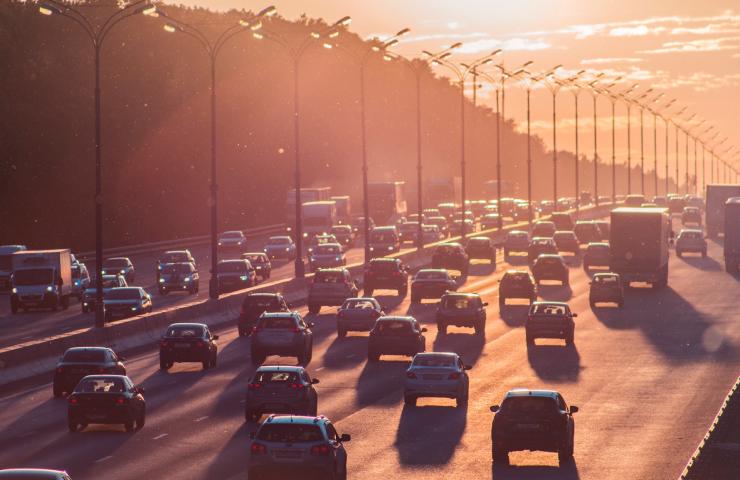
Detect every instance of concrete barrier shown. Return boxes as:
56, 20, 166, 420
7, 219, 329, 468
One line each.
0, 203, 616, 388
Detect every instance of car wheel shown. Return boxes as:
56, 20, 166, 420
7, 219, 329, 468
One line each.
702, 250, 707, 258
238, 328, 246, 337
125, 420, 135, 432
558, 444, 574, 465
589, 300, 596, 309
404, 395, 417, 407
565, 332, 574, 346
310, 401, 318, 417
202, 359, 210, 370
398, 287, 408, 297
337, 328, 347, 338
474, 323, 485, 336
211, 353, 217, 368
411, 295, 420, 304
159, 358, 170, 371
68, 419, 79, 433
526, 333, 535, 345
438, 323, 447, 335
498, 298, 505, 310
492, 447, 509, 465
456, 391, 468, 408
582, 262, 589, 271
159, 288, 167, 295
618, 299, 624, 308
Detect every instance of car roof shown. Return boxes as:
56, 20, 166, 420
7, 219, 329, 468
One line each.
414, 352, 458, 359
554, 230, 576, 236
593, 272, 620, 278
77, 374, 128, 381
373, 226, 396, 231
222, 230, 243, 235
369, 257, 398, 263
575, 220, 594, 225
163, 250, 189, 254
442, 292, 479, 298
0, 469, 68, 478
105, 256, 130, 261
377, 315, 415, 322
315, 268, 347, 273
679, 228, 703, 234
438, 242, 462, 247
531, 301, 569, 307
535, 220, 555, 225
65, 346, 111, 353
535, 254, 562, 260
218, 259, 246, 264
256, 365, 304, 373
504, 388, 560, 399
531, 237, 554, 242
167, 322, 208, 328
504, 269, 529, 275
268, 236, 292, 241
587, 242, 609, 248
260, 312, 298, 319
263, 414, 328, 426
244, 252, 267, 257
508, 230, 528, 235
314, 243, 343, 249
417, 268, 447, 273
247, 292, 281, 298
345, 297, 377, 302
109, 287, 141, 293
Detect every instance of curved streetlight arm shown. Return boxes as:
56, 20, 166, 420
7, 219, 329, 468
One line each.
42, 0, 96, 41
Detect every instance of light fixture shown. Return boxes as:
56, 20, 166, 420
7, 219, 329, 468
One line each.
163, 23, 177, 33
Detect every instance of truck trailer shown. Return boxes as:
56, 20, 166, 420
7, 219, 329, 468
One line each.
705, 184, 740, 238
724, 197, 740, 273
609, 207, 671, 288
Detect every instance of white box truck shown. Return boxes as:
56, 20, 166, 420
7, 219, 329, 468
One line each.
10, 249, 73, 313
302, 201, 338, 238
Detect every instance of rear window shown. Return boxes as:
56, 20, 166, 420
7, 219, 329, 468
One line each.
166, 326, 205, 337
530, 304, 567, 315
509, 232, 527, 240
314, 271, 344, 283
244, 297, 279, 309
413, 355, 455, 367
160, 252, 188, 263
342, 299, 377, 310
468, 238, 489, 245
532, 239, 552, 246
64, 350, 107, 363
415, 271, 446, 280
376, 320, 413, 335
502, 396, 559, 416
369, 260, 397, 271
105, 288, 140, 300
268, 237, 291, 245
219, 261, 247, 273
370, 231, 396, 243
443, 297, 473, 309
103, 258, 128, 268
74, 377, 125, 393
258, 317, 297, 329
680, 232, 701, 240
314, 245, 341, 255
221, 232, 243, 239
243, 254, 267, 264
162, 263, 193, 274
256, 424, 324, 443
594, 275, 619, 284
253, 371, 299, 383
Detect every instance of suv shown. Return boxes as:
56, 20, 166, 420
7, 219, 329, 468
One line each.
363, 258, 409, 297
244, 366, 320, 422
238, 292, 289, 337
427, 216, 450, 237
490, 389, 578, 466
308, 243, 346, 272
498, 270, 537, 309
156, 250, 195, 281
159, 323, 219, 370
531, 254, 569, 286
218, 230, 246, 251
480, 213, 501, 231
553, 231, 579, 256
330, 225, 355, 247
159, 262, 199, 295
525, 301, 576, 345
102, 257, 135, 283
551, 212, 574, 232
431, 243, 469, 275
248, 415, 350, 480
532, 221, 556, 239
503, 230, 530, 258
404, 352, 471, 407
589, 272, 624, 307
307, 268, 358, 314
436, 292, 488, 335
367, 316, 426, 361
676, 229, 707, 258
527, 237, 558, 264
242, 252, 272, 281
465, 237, 496, 265
583, 242, 610, 271
368, 226, 400, 258
399, 221, 420, 245
53, 347, 126, 397
411, 269, 457, 303
251, 312, 314, 365
573, 221, 601, 244
264, 236, 297, 261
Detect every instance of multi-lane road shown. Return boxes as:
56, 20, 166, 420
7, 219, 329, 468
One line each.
0, 218, 737, 479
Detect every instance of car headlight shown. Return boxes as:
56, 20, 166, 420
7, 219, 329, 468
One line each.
46, 285, 53, 292
131, 306, 139, 311
157, 265, 162, 270
12, 287, 17, 294
102, 270, 107, 275
74, 280, 81, 286
286, 227, 292, 232
184, 277, 191, 282
218, 242, 222, 246
369, 246, 375, 251
285, 247, 290, 252
303, 233, 308, 238
335, 256, 341, 261
388, 246, 393, 251
159, 278, 165, 283
120, 270, 126, 274
240, 275, 248, 281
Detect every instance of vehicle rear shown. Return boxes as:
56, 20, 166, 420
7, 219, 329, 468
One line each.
609, 208, 670, 286
526, 303, 573, 341
160, 324, 209, 363
249, 420, 336, 478
437, 294, 482, 329
368, 228, 400, 257
590, 274, 623, 304
363, 259, 405, 291
412, 270, 453, 300
55, 349, 118, 394
706, 185, 740, 237
493, 395, 565, 452
239, 295, 285, 335
337, 298, 381, 332
369, 318, 422, 357
404, 353, 464, 399
500, 272, 535, 300
246, 370, 312, 416
308, 270, 354, 306
505, 231, 530, 252
584, 243, 610, 268
67, 376, 135, 425
551, 213, 574, 231
253, 315, 302, 355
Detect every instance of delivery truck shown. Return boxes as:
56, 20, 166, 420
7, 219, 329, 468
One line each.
609, 207, 671, 288
705, 184, 740, 238
10, 249, 73, 313
302, 201, 338, 238
724, 197, 740, 273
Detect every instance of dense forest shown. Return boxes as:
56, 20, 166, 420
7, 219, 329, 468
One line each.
0, 0, 678, 250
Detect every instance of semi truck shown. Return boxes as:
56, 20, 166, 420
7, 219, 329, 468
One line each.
368, 181, 407, 225
10, 249, 74, 313
302, 201, 338, 238
705, 184, 740, 238
0, 244, 27, 292
426, 177, 461, 208
330, 195, 352, 224
724, 197, 740, 273
609, 207, 671, 288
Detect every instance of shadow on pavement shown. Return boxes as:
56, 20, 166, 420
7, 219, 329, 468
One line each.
469, 262, 496, 277
201, 421, 254, 480
492, 461, 580, 479
395, 403, 467, 465
591, 305, 638, 330
505, 255, 529, 267
499, 304, 529, 327
433, 331, 486, 366
681, 255, 723, 271
323, 335, 368, 370
526, 343, 581, 382
537, 284, 573, 302
355, 359, 408, 407
374, 293, 405, 314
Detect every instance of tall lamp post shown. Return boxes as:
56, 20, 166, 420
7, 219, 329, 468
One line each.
686, 119, 705, 195
604, 83, 637, 203
556, 70, 587, 212
160, 6, 275, 299
680, 114, 697, 194
38, 0, 156, 328
587, 77, 619, 206
633, 90, 661, 196
615, 84, 639, 195
699, 127, 715, 194
538, 67, 564, 210
648, 98, 674, 197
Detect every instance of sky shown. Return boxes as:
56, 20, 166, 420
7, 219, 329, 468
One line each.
168, 0, 740, 171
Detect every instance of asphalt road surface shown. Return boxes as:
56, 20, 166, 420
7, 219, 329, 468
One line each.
0, 221, 737, 480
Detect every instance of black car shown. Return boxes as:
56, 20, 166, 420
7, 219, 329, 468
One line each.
156, 249, 195, 281
532, 221, 556, 239
681, 207, 702, 226
589, 272, 624, 307
531, 254, 569, 286
410, 269, 457, 303
367, 316, 426, 362
431, 243, 469, 275
583, 242, 610, 271
242, 252, 272, 281
490, 389, 578, 466
363, 258, 409, 297
498, 270, 537, 309
238, 292, 289, 337
251, 312, 314, 365
159, 323, 219, 370
53, 347, 126, 398
573, 221, 601, 244
550, 212, 574, 232
465, 237, 496, 265
67, 375, 146, 433
553, 231, 579, 256
436, 292, 488, 335
526, 301, 576, 345
503, 230, 530, 258
527, 237, 558, 264
244, 366, 320, 422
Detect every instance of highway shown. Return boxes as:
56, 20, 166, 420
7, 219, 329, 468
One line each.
0, 218, 737, 479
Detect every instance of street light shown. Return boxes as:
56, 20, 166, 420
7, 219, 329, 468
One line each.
699, 126, 715, 193
538, 66, 564, 209
632, 90, 660, 196
38, 0, 157, 328
555, 70, 588, 213
685, 118, 706, 195
604, 82, 637, 203
615, 83, 640, 195
679, 113, 697, 194
653, 98, 676, 194
587, 75, 619, 206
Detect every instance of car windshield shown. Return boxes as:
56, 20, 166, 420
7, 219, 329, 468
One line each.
314, 245, 341, 255
531, 304, 567, 315
413, 355, 455, 367
256, 424, 324, 443
221, 232, 242, 239
162, 263, 193, 274
103, 259, 128, 268
443, 297, 472, 309
314, 271, 344, 283
105, 288, 140, 300
13, 268, 53, 285
166, 326, 204, 337
63, 349, 107, 363
537, 257, 560, 265
312, 236, 335, 245
370, 232, 395, 243
369, 261, 397, 271
415, 271, 446, 280
501, 396, 559, 416
243, 255, 266, 264
595, 276, 619, 284
436, 245, 457, 254
74, 377, 125, 393
160, 253, 188, 263
554, 233, 574, 240
259, 317, 296, 329
219, 261, 247, 273
268, 237, 291, 245
376, 320, 413, 335
253, 371, 299, 383
244, 297, 280, 309
680, 232, 702, 240
342, 299, 377, 310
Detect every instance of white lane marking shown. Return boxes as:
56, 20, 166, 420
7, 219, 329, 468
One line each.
194, 415, 209, 422
153, 433, 168, 440
315, 366, 325, 371
95, 455, 114, 463
0, 383, 52, 404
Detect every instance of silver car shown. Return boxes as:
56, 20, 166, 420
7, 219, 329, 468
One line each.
0, 469, 71, 480
336, 297, 383, 337
103, 287, 152, 321
101, 257, 135, 283
676, 229, 707, 258
403, 352, 471, 407
308, 243, 346, 272
264, 236, 297, 261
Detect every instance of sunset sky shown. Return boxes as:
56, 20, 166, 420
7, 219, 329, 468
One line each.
171, 0, 740, 172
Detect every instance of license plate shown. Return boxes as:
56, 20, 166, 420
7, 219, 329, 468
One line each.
275, 450, 301, 459
517, 423, 540, 430
87, 413, 106, 420
175, 343, 191, 349
71, 368, 88, 374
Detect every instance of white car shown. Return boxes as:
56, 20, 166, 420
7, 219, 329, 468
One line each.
218, 230, 247, 250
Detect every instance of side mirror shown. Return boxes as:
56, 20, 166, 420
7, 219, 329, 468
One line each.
464, 365, 472, 370
489, 405, 500, 413
136, 385, 146, 394
212, 334, 220, 340
571, 313, 578, 318
482, 302, 489, 307
340, 433, 351, 442
118, 356, 127, 362
421, 327, 428, 333
570, 406, 579, 414
311, 378, 320, 384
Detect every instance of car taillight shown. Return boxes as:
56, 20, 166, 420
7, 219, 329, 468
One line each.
115, 396, 127, 405
289, 383, 305, 390
248, 382, 262, 389
310, 444, 331, 455
251, 442, 267, 455
196, 341, 206, 348
406, 372, 417, 379
160, 340, 169, 348
448, 372, 460, 380
68, 397, 78, 405
56, 367, 63, 374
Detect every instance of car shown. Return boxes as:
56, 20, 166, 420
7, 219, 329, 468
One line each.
307, 233, 339, 251
81, 274, 126, 313
427, 216, 450, 237
676, 229, 707, 258
525, 301, 576, 345
498, 270, 537, 309
406, 213, 427, 224
217, 259, 255, 293
550, 212, 574, 232
368, 226, 401, 258
490, 389, 578, 466
532, 221, 556, 239
514, 202, 536, 221
437, 202, 457, 220
159, 323, 218, 370
539, 200, 554, 215
403, 352, 471, 407
242, 252, 272, 281
308, 243, 346, 272
307, 268, 358, 314
531, 254, 569, 286
71, 262, 90, 300
0, 469, 71, 480
589, 272, 624, 307
410, 269, 457, 303
363, 258, 409, 297
248, 414, 350, 480
641, 203, 659, 208
553, 231, 579, 256
399, 221, 420, 245
686, 195, 705, 210
436, 292, 487, 335
156, 250, 195, 280
244, 366, 320, 422
583, 242, 611, 271
624, 194, 646, 207
503, 230, 530, 258
238, 292, 289, 337
421, 224, 444, 243
465, 236, 496, 265
218, 230, 247, 251
452, 218, 476, 235
652, 195, 667, 207
53, 347, 126, 398
423, 208, 442, 218
668, 195, 686, 214
367, 316, 426, 361
264, 236, 297, 261
681, 206, 702, 226
573, 220, 601, 244
101, 257, 135, 283
350, 215, 375, 235
330, 225, 355, 247
527, 237, 558, 264
593, 220, 610, 240
67, 375, 145, 432
337, 297, 384, 337
480, 213, 502, 231
431, 243, 469, 275
251, 312, 314, 365
103, 287, 152, 322
158, 262, 199, 295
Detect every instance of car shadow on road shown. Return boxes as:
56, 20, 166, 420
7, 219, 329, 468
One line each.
433, 331, 486, 366
323, 335, 368, 370
492, 462, 580, 479
201, 421, 254, 479
469, 262, 496, 276
562, 255, 582, 268
680, 255, 723, 271
526, 343, 581, 382
406, 302, 439, 319
537, 284, 573, 302
591, 305, 638, 330
355, 359, 408, 407
395, 403, 467, 465
374, 293, 405, 314
498, 304, 529, 327
504, 255, 529, 267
